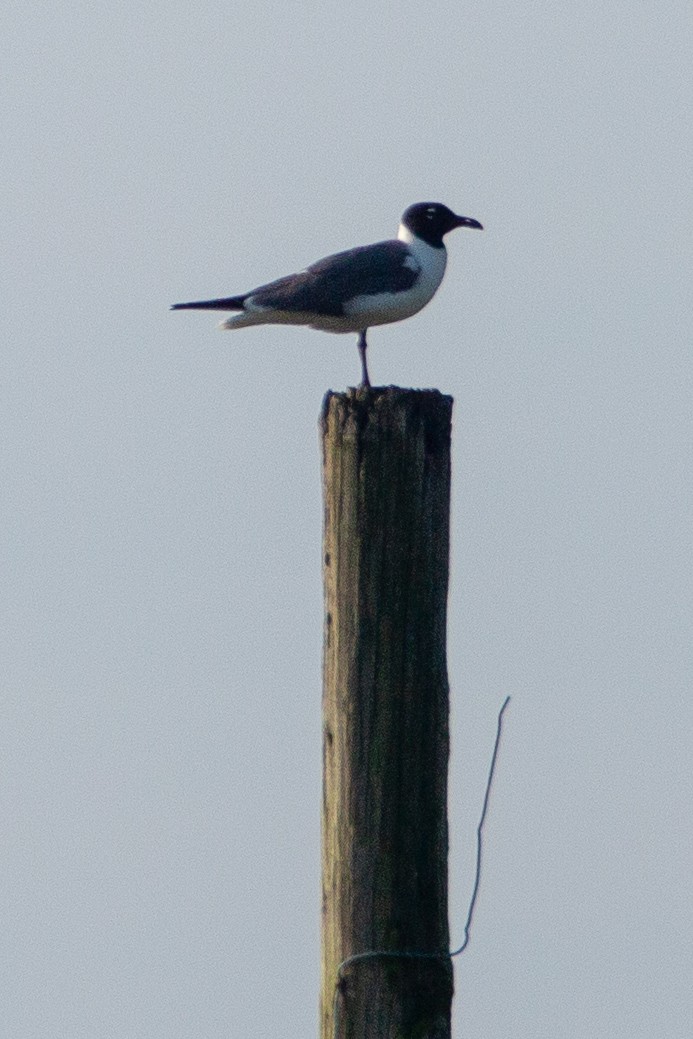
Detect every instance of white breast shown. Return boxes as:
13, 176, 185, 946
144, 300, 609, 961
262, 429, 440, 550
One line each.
337, 230, 448, 332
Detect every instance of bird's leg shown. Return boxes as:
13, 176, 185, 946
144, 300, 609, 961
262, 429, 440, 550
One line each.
357, 330, 371, 389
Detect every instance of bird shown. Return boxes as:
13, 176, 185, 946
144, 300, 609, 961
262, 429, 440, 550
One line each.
171, 202, 483, 388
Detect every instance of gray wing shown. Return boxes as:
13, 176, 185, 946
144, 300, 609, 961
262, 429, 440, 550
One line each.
247, 240, 419, 316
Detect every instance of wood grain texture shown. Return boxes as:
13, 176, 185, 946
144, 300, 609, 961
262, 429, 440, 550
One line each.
320, 387, 453, 1039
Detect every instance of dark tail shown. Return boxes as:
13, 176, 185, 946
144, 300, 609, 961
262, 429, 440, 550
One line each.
171, 295, 246, 312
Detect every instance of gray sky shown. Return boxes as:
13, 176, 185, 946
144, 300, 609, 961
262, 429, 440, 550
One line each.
2, 1, 692, 1036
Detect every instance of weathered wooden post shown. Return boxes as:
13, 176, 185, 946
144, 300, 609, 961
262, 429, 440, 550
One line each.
320, 386, 454, 1039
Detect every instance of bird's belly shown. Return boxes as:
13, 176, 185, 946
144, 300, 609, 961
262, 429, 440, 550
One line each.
313, 284, 443, 334
344, 286, 433, 327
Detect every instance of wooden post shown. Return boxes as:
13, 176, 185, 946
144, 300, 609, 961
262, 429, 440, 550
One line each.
320, 386, 454, 1039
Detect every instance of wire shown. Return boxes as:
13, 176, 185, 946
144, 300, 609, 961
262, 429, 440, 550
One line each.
332, 695, 511, 1038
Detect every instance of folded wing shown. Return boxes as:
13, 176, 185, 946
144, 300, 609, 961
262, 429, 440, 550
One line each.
246, 240, 419, 316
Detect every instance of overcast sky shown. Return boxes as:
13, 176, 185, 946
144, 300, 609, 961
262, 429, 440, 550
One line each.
2, 2, 692, 1036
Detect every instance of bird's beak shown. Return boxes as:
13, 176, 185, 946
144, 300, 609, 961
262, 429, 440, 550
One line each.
454, 214, 483, 230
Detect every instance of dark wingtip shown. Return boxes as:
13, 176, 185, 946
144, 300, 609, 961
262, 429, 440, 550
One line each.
169, 295, 246, 312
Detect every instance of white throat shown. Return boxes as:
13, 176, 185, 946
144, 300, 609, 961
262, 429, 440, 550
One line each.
397, 223, 448, 288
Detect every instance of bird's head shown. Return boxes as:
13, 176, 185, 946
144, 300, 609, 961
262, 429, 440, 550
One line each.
401, 202, 483, 246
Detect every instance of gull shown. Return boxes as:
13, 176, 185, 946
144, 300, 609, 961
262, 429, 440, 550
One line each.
172, 202, 482, 387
